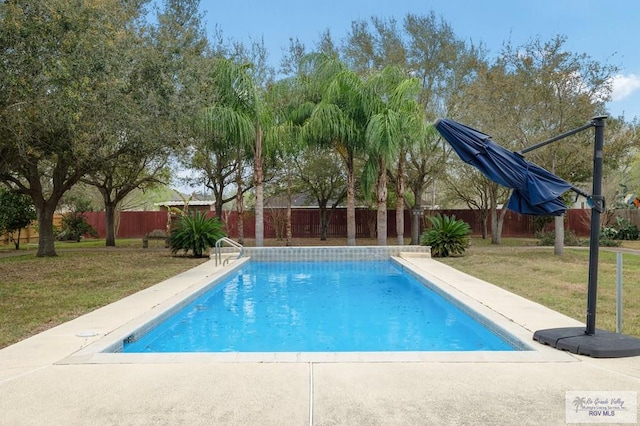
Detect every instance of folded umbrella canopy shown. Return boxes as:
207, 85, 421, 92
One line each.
434, 118, 574, 216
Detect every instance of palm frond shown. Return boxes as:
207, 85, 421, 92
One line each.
199, 105, 254, 148
366, 109, 402, 159
360, 154, 379, 198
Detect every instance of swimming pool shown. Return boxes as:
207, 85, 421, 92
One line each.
122, 260, 519, 353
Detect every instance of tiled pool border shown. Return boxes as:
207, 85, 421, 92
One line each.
393, 258, 530, 352
239, 245, 430, 262
64, 247, 577, 364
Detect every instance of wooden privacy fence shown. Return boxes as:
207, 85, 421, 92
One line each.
0, 215, 63, 247
6, 208, 636, 246
77, 208, 614, 240
84, 211, 169, 238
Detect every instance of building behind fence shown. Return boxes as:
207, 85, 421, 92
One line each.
4, 208, 638, 246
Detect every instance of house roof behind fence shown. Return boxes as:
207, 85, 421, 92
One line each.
154, 201, 215, 207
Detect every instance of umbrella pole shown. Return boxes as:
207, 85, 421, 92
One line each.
585, 116, 605, 335
533, 116, 640, 357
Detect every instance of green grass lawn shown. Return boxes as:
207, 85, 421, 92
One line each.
1, 237, 639, 349
0, 241, 207, 348
439, 237, 640, 338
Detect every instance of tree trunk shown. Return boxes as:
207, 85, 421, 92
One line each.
14, 228, 21, 250
395, 153, 405, 245
214, 193, 224, 218
236, 167, 244, 245
36, 203, 58, 257
490, 187, 500, 244
376, 158, 387, 246
286, 170, 292, 246
490, 185, 508, 245
367, 211, 377, 238
554, 215, 564, 255
319, 205, 329, 241
411, 209, 420, 245
480, 211, 488, 239
496, 207, 508, 244
410, 188, 423, 245
346, 152, 356, 246
254, 127, 264, 247
104, 202, 117, 247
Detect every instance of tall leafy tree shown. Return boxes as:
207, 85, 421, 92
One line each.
264, 71, 314, 244
604, 119, 640, 200
343, 16, 407, 74
83, 0, 208, 247
0, 0, 149, 256
456, 35, 618, 250
184, 134, 248, 218
402, 12, 485, 244
404, 12, 482, 116
82, 27, 168, 244
0, 188, 36, 250
442, 166, 492, 238
279, 37, 307, 77
292, 147, 347, 240
403, 125, 448, 244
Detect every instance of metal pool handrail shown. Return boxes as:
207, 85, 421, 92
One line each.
214, 237, 244, 266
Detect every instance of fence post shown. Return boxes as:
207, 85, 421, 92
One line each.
616, 251, 623, 333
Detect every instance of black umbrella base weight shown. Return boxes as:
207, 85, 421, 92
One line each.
534, 327, 640, 358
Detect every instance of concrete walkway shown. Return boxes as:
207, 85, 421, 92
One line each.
1, 257, 638, 425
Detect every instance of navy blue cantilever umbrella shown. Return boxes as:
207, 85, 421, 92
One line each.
434, 118, 574, 216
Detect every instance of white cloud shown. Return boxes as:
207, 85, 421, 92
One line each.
611, 74, 640, 101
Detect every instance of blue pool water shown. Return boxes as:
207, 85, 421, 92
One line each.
123, 261, 516, 353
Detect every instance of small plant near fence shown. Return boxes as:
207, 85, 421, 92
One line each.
599, 217, 638, 246
420, 214, 470, 258
168, 212, 226, 258
55, 194, 99, 242
56, 212, 99, 242
610, 217, 640, 240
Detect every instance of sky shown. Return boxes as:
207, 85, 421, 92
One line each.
199, 0, 640, 120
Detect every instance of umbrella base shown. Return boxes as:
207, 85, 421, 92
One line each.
533, 327, 640, 358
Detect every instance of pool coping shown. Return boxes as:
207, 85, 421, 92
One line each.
59, 250, 579, 365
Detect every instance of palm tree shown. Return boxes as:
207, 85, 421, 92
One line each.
301, 53, 368, 246
198, 57, 269, 246
362, 66, 425, 245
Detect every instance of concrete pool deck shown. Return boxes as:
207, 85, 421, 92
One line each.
1, 255, 639, 425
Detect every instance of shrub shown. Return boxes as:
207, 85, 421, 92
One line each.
600, 226, 618, 240
598, 236, 622, 247
168, 212, 226, 258
613, 217, 639, 240
598, 217, 639, 243
420, 214, 470, 258
536, 230, 583, 246
57, 212, 98, 242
